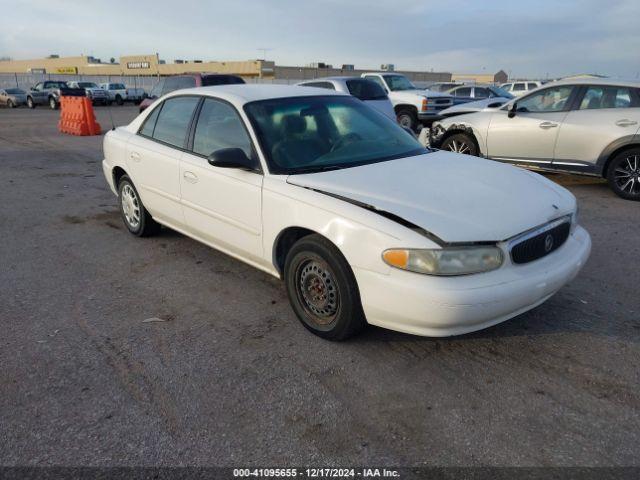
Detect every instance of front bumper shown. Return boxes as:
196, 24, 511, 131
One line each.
353, 226, 591, 337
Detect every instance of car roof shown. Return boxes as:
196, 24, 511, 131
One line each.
300, 76, 363, 83
547, 78, 640, 88
167, 84, 348, 105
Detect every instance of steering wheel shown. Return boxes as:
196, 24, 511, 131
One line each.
330, 133, 363, 153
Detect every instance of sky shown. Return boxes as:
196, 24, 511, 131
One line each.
1, 0, 639, 79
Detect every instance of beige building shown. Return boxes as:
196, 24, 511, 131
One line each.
0, 53, 275, 78
452, 70, 508, 84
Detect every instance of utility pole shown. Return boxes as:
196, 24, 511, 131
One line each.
257, 48, 272, 61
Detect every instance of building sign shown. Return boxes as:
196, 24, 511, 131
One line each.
30, 68, 46, 74
127, 61, 150, 69
55, 67, 78, 74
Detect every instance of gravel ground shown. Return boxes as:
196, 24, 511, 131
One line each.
0, 105, 638, 467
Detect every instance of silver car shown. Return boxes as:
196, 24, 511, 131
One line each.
0, 88, 27, 108
297, 76, 396, 121
429, 79, 640, 201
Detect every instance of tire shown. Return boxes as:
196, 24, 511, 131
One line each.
607, 149, 640, 201
7, 99, 15, 108
115, 94, 123, 106
441, 133, 478, 156
396, 107, 418, 132
49, 97, 58, 110
117, 175, 161, 236
284, 234, 366, 340
27, 97, 35, 109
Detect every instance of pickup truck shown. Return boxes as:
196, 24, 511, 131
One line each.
67, 81, 109, 106
26, 81, 84, 110
361, 72, 453, 130
99, 83, 146, 105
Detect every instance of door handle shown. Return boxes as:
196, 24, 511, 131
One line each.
183, 171, 198, 184
615, 119, 638, 127
129, 151, 141, 162
539, 122, 558, 129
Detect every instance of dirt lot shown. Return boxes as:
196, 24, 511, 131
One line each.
0, 105, 638, 467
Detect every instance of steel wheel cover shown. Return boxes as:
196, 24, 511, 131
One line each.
295, 258, 340, 325
121, 184, 141, 229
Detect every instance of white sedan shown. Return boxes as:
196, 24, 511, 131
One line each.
102, 85, 591, 340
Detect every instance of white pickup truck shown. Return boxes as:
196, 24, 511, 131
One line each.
361, 72, 453, 130
99, 83, 146, 106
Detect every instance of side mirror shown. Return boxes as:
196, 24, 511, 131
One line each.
507, 103, 517, 118
208, 148, 257, 171
31, 87, 36, 91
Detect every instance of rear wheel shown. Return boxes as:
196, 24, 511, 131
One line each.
607, 149, 640, 201
7, 99, 15, 108
441, 133, 478, 156
117, 175, 161, 236
396, 108, 418, 132
115, 94, 124, 106
284, 235, 366, 340
49, 97, 57, 110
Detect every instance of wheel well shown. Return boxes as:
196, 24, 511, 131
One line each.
112, 167, 127, 189
394, 104, 418, 116
601, 144, 640, 178
273, 227, 317, 275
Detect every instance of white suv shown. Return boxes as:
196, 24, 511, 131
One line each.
428, 79, 640, 200
500, 81, 542, 97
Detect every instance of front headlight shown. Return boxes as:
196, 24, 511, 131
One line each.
383, 246, 503, 276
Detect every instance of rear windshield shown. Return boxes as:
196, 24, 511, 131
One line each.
201, 75, 245, 86
346, 79, 387, 101
6, 88, 25, 94
111, 83, 126, 89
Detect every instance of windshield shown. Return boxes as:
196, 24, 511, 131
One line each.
111, 83, 125, 89
6, 88, 25, 94
244, 96, 425, 175
489, 86, 514, 98
78, 82, 98, 88
382, 75, 416, 91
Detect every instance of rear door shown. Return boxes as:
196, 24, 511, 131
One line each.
554, 85, 640, 170
486, 85, 577, 164
126, 96, 200, 228
179, 97, 263, 261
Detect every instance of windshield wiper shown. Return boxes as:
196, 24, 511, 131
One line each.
288, 165, 346, 175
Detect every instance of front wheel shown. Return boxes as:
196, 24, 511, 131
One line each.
115, 95, 123, 106
7, 99, 15, 108
284, 234, 366, 340
396, 108, 418, 132
27, 97, 35, 109
607, 149, 640, 201
117, 175, 161, 236
49, 97, 58, 110
441, 133, 478, 156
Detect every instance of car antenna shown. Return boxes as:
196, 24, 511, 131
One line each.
107, 99, 116, 131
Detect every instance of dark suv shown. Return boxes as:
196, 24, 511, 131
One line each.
138, 74, 245, 112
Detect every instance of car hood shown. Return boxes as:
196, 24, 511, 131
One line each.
286, 151, 575, 243
392, 89, 450, 101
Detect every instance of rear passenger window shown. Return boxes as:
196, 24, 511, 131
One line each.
139, 104, 161, 137
192, 98, 253, 158
455, 87, 471, 97
579, 86, 633, 109
513, 83, 526, 91
527, 83, 539, 90
475, 87, 490, 98
151, 96, 200, 148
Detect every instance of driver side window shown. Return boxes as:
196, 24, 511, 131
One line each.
192, 98, 253, 158
517, 86, 574, 113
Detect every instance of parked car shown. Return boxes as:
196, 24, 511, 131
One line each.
447, 84, 514, 105
102, 84, 590, 340
26, 81, 75, 109
500, 81, 542, 97
125, 87, 146, 105
428, 82, 464, 93
360, 72, 453, 131
67, 81, 109, 106
138, 73, 245, 112
297, 77, 395, 120
428, 79, 640, 200
99, 83, 128, 105
0, 88, 27, 108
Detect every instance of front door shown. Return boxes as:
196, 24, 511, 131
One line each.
179, 97, 263, 262
486, 85, 576, 165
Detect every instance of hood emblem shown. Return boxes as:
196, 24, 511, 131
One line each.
544, 234, 554, 252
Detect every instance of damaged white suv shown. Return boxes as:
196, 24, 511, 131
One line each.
102, 85, 590, 340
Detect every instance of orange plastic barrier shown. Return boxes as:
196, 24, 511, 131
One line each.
58, 96, 101, 136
